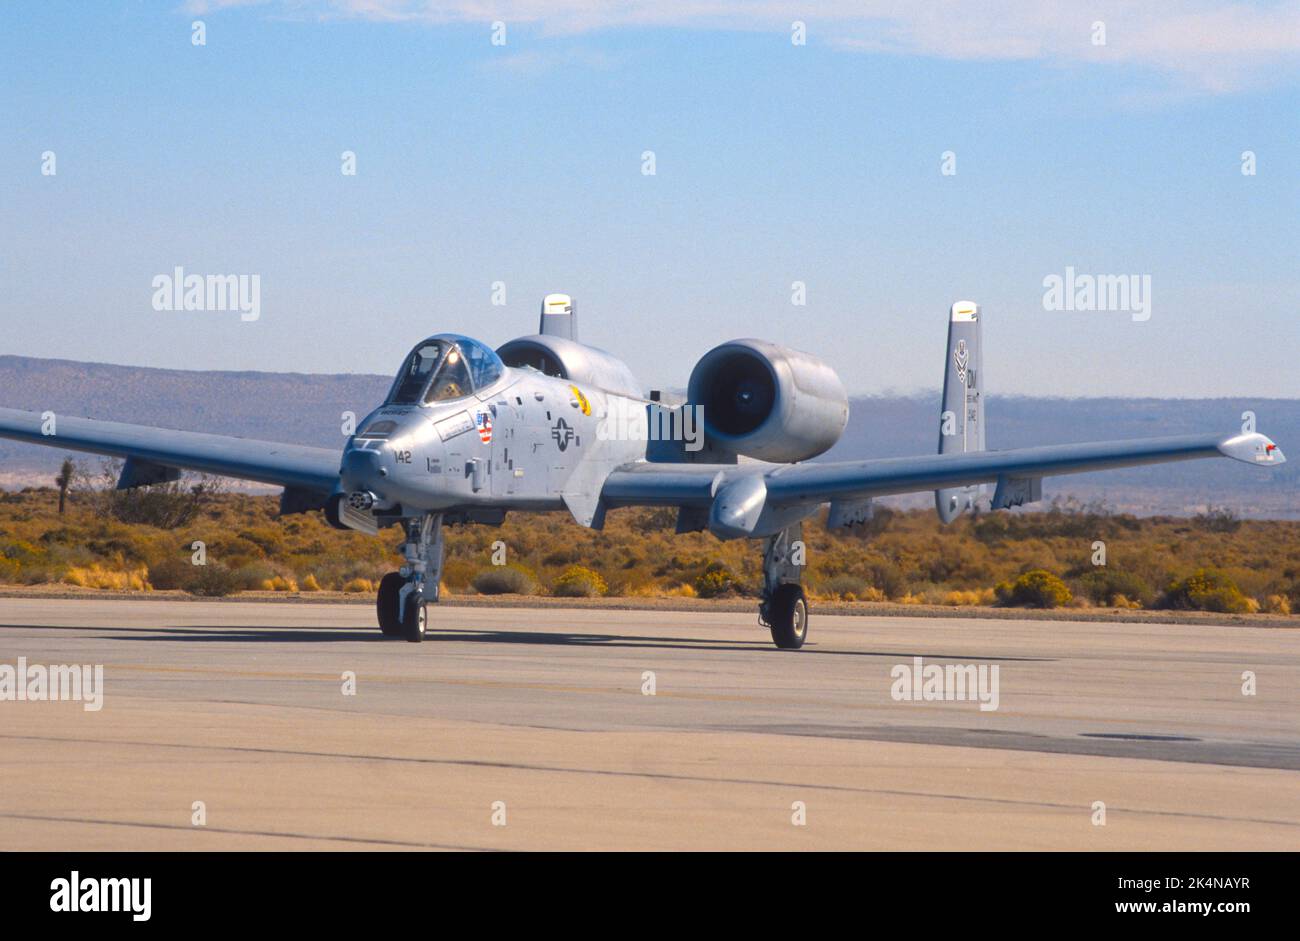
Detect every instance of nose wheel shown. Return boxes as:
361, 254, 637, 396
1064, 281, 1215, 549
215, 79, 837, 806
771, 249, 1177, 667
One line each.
375, 513, 443, 643
400, 590, 427, 643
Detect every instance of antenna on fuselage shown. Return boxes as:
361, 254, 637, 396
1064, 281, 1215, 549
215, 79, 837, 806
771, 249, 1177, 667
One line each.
539, 293, 577, 341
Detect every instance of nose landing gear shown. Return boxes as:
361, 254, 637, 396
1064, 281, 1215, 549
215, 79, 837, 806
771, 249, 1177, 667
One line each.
376, 513, 444, 643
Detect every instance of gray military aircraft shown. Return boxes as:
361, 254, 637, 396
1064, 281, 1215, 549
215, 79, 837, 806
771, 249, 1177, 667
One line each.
0, 295, 1286, 648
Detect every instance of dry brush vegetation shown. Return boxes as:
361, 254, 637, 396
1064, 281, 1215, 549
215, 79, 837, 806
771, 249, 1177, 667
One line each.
0, 475, 1297, 616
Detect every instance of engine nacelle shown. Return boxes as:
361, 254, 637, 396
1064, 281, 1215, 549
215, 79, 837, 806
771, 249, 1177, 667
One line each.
687, 339, 848, 463
496, 334, 641, 398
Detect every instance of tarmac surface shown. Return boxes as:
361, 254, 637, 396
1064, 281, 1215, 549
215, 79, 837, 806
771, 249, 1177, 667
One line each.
1, 598, 1297, 850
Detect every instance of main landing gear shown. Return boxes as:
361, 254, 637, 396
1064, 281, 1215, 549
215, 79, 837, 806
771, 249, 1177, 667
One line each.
376, 513, 444, 643
758, 523, 808, 649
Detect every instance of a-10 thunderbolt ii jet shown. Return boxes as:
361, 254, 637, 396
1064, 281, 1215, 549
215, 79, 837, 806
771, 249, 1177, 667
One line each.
0, 296, 1285, 647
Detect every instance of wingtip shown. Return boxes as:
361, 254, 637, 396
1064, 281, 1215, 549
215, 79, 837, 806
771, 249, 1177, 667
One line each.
1219, 432, 1286, 466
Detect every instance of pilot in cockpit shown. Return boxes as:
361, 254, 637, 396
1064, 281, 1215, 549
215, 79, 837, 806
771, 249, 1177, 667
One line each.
426, 348, 470, 402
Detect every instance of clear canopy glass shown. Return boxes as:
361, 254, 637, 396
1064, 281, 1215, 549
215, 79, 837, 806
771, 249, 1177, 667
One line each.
387, 335, 505, 405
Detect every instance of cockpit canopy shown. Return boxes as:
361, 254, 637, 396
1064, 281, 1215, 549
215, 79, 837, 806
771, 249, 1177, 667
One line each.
387, 335, 505, 406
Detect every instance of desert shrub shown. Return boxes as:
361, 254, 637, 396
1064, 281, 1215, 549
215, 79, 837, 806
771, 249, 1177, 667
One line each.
472, 565, 537, 595
693, 562, 738, 598
147, 556, 196, 590
260, 575, 298, 592
641, 507, 679, 531
1193, 506, 1242, 533
821, 573, 870, 600
341, 577, 374, 594
62, 563, 149, 591
301, 574, 322, 592
860, 557, 905, 598
552, 565, 607, 598
230, 560, 278, 591
438, 558, 477, 590
238, 527, 286, 556
1264, 594, 1291, 615
1077, 568, 1154, 607
995, 569, 1072, 608
184, 562, 244, 597
972, 514, 1011, 544
0, 539, 60, 584
1160, 569, 1251, 613
942, 588, 996, 606
80, 460, 226, 528
2, 539, 50, 564
975, 498, 1122, 543
2, 488, 1297, 608
1282, 579, 1300, 611
542, 547, 585, 567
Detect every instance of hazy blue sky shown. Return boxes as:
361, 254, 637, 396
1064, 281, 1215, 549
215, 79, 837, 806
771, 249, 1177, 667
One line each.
2, 1, 1297, 397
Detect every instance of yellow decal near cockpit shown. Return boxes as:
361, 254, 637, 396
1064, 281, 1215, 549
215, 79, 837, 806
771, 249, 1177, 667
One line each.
570, 385, 591, 416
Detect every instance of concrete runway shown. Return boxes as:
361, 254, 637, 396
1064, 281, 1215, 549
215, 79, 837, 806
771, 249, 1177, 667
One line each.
1, 597, 1297, 850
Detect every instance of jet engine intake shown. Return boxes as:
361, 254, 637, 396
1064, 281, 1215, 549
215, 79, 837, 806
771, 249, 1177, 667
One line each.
687, 339, 848, 462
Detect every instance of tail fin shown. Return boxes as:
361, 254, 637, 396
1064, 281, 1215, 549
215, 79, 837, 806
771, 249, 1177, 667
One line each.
539, 293, 577, 340
935, 300, 985, 523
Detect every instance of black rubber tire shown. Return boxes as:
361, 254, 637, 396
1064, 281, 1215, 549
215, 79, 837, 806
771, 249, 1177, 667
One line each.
376, 572, 404, 637
402, 590, 427, 643
768, 584, 808, 649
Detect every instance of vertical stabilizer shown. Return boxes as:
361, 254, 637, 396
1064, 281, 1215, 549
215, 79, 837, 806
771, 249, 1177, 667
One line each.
935, 300, 985, 523
539, 293, 577, 341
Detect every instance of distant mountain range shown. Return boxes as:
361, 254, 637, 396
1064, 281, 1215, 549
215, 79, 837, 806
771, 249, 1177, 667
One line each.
1, 355, 1295, 518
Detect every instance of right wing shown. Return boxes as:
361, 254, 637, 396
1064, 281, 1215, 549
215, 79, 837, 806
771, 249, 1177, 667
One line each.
0, 407, 342, 493
600, 432, 1285, 534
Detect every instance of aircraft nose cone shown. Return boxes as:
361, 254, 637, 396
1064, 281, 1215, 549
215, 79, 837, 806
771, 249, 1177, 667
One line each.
340, 446, 386, 492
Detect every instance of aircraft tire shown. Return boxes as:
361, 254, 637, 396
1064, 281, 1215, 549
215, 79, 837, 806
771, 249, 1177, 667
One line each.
768, 584, 808, 649
402, 591, 427, 644
376, 572, 404, 637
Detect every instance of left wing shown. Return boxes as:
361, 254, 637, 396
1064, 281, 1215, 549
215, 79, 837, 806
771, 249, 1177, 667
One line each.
601, 432, 1285, 534
0, 407, 342, 493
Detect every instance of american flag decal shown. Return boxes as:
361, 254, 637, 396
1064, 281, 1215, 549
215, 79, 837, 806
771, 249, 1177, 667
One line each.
475, 411, 492, 444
